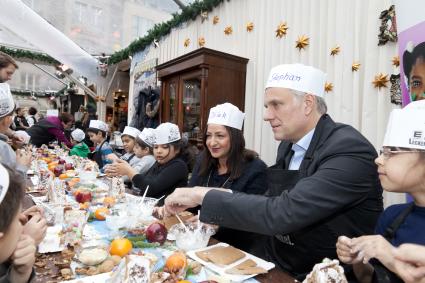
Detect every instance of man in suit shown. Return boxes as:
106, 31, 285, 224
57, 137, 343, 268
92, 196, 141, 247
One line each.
164, 64, 383, 279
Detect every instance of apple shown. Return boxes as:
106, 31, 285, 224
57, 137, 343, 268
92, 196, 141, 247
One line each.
75, 191, 92, 203
58, 159, 66, 165
53, 166, 64, 177
65, 163, 74, 170
146, 223, 167, 245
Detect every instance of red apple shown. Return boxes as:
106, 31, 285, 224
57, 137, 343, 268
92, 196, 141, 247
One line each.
146, 223, 167, 245
58, 159, 66, 165
65, 163, 74, 170
53, 166, 64, 177
75, 191, 92, 203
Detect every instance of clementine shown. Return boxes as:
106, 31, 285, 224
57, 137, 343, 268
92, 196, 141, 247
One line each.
165, 252, 187, 272
59, 173, 68, 180
95, 207, 110, 221
109, 238, 132, 257
103, 197, 116, 207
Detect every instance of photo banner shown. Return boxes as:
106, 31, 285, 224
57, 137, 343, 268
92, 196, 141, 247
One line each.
395, 0, 425, 106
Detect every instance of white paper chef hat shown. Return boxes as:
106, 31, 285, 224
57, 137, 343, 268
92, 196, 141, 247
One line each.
46, 109, 59, 117
265, 64, 327, 97
71, 128, 85, 142
122, 126, 141, 139
14, 130, 31, 144
207, 103, 245, 130
383, 105, 425, 150
138, 128, 155, 147
0, 83, 15, 118
88, 120, 109, 132
0, 163, 9, 204
154, 122, 181, 145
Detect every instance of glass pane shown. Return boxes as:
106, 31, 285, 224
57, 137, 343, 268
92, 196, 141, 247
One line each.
182, 79, 201, 142
169, 82, 177, 124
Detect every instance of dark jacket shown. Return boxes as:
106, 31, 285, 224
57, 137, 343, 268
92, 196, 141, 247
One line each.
200, 114, 383, 276
189, 153, 268, 251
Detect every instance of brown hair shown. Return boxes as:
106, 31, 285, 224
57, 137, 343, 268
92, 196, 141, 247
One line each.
135, 136, 153, 154
0, 52, 18, 69
0, 165, 24, 232
199, 125, 258, 180
59, 112, 74, 124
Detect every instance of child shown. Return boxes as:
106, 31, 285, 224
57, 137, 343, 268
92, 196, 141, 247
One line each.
69, 128, 90, 158
105, 128, 156, 189
336, 101, 425, 283
119, 126, 145, 173
106, 123, 188, 204
86, 120, 117, 170
0, 83, 31, 175
0, 163, 37, 283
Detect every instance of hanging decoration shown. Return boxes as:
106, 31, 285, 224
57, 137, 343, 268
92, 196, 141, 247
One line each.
275, 22, 289, 38
0, 45, 59, 65
153, 39, 159, 48
213, 16, 219, 25
373, 73, 389, 89
390, 74, 402, 105
108, 0, 226, 65
295, 35, 309, 51
324, 82, 334, 93
352, 62, 361, 72
246, 22, 254, 32
184, 38, 191, 47
224, 26, 233, 35
198, 37, 206, 47
330, 46, 340, 56
96, 95, 106, 102
392, 56, 400, 67
200, 11, 209, 23
378, 5, 397, 46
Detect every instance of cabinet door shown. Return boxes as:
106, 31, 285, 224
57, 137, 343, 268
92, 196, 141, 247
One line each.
163, 79, 178, 124
180, 72, 202, 143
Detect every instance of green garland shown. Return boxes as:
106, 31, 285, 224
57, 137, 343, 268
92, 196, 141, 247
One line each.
12, 85, 68, 97
109, 0, 227, 65
0, 45, 59, 65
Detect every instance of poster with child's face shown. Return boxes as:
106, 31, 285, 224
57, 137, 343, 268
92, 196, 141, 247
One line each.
396, 0, 425, 105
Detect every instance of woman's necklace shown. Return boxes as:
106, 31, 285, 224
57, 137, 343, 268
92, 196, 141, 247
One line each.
206, 169, 231, 188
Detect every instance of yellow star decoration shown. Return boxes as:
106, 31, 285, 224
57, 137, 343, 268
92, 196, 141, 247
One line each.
372, 73, 389, 89
324, 82, 334, 93
295, 35, 309, 51
352, 62, 361, 72
224, 26, 233, 35
184, 38, 190, 47
213, 16, 219, 25
198, 37, 205, 47
275, 22, 288, 38
392, 56, 400, 67
246, 22, 254, 32
330, 46, 340, 56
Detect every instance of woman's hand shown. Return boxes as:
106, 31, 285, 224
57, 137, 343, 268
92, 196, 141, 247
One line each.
104, 159, 133, 177
392, 244, 425, 283
336, 236, 362, 264
350, 235, 393, 266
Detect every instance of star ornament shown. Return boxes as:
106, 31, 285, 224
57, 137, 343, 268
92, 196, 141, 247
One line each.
184, 38, 190, 47
295, 35, 309, 51
213, 16, 219, 25
392, 56, 400, 67
352, 62, 361, 72
324, 82, 334, 93
373, 73, 389, 89
224, 26, 233, 35
276, 22, 288, 38
198, 37, 205, 47
246, 22, 254, 32
330, 46, 340, 56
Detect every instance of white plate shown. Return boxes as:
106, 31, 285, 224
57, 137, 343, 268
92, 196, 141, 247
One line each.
187, 243, 275, 282
38, 225, 65, 253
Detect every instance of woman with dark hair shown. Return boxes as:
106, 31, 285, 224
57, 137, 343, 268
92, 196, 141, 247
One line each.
403, 41, 425, 101
27, 112, 74, 147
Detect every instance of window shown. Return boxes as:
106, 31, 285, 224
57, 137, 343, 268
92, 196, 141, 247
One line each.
92, 6, 103, 27
73, 1, 88, 23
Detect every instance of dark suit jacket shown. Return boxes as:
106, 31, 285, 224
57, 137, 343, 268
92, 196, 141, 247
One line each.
200, 114, 384, 274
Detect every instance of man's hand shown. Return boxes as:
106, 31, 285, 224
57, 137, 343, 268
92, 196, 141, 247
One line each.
392, 244, 425, 283
22, 212, 47, 245
10, 234, 36, 283
164, 187, 211, 215
350, 235, 393, 266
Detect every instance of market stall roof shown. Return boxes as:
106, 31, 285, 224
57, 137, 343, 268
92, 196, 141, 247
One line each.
0, 0, 98, 79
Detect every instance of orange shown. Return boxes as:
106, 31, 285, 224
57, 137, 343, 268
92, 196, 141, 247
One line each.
79, 202, 90, 210
177, 281, 191, 283
48, 164, 56, 172
95, 207, 109, 220
109, 238, 132, 257
59, 173, 68, 180
165, 252, 187, 272
103, 197, 116, 207
41, 157, 52, 163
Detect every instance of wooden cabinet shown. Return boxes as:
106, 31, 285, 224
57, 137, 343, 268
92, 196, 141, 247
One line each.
156, 48, 248, 144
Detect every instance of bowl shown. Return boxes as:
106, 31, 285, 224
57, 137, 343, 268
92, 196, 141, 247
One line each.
79, 171, 97, 181
171, 223, 216, 251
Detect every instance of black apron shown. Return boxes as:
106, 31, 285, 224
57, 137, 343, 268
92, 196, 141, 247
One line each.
370, 203, 414, 283
89, 140, 107, 168
122, 153, 135, 163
